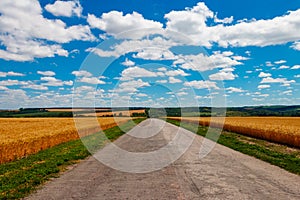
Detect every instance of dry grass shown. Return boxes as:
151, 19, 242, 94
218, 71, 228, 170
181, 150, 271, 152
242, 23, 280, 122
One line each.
0, 117, 132, 163
169, 117, 300, 148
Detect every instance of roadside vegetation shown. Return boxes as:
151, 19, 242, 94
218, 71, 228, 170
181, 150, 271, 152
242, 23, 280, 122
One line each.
167, 119, 300, 175
0, 118, 145, 199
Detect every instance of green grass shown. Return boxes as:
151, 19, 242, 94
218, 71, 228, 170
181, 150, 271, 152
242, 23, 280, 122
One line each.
167, 119, 300, 175
0, 118, 145, 199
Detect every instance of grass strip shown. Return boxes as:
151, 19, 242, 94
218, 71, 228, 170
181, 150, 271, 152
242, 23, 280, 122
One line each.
0, 118, 145, 199
167, 119, 300, 175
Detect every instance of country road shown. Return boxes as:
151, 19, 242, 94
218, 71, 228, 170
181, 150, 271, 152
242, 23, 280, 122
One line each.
26, 119, 300, 199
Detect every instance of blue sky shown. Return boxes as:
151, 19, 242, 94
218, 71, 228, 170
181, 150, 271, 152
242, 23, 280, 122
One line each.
0, 0, 300, 109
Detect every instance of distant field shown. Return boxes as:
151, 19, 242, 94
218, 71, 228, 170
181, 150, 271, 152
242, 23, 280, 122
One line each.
86, 109, 146, 117
47, 108, 146, 117
0, 117, 133, 163
46, 108, 110, 112
169, 117, 300, 148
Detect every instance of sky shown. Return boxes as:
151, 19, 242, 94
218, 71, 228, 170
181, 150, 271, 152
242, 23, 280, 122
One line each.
0, 0, 300, 109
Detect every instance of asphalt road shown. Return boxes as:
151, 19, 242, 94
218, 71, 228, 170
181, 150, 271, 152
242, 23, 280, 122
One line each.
26, 118, 300, 199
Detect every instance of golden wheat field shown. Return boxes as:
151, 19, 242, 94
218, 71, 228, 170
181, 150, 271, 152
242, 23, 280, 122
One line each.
0, 117, 132, 163
169, 117, 300, 148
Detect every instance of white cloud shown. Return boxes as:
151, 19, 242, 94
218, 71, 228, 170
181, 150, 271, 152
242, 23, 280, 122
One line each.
209, 68, 237, 80
72, 70, 92, 77
164, 2, 214, 46
0, 71, 25, 77
78, 77, 105, 85
184, 80, 219, 90
121, 58, 135, 67
87, 11, 163, 39
86, 37, 174, 58
165, 69, 189, 77
279, 65, 289, 69
157, 67, 167, 72
0, 79, 29, 86
295, 75, 300, 78
120, 66, 158, 81
265, 61, 274, 67
177, 52, 242, 72
258, 72, 272, 78
261, 77, 295, 87
226, 87, 245, 93
231, 55, 250, 61
113, 79, 150, 93
156, 80, 167, 84
0, 86, 8, 90
169, 77, 182, 84
291, 65, 300, 70
0, 0, 95, 61
258, 94, 269, 97
41, 77, 73, 86
176, 91, 188, 96
274, 60, 286, 64
291, 41, 300, 51
252, 98, 264, 102
45, 0, 82, 17
258, 84, 270, 89
214, 15, 233, 24
165, 2, 300, 48
22, 84, 48, 91
37, 71, 56, 76
136, 93, 148, 97
133, 48, 177, 60
282, 90, 293, 95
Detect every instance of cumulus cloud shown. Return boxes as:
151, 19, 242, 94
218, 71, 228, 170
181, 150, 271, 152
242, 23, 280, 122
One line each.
0, 71, 25, 77
209, 68, 237, 80
120, 66, 158, 81
164, 2, 214, 46
261, 77, 295, 87
175, 52, 242, 72
45, 0, 82, 17
274, 60, 286, 64
37, 71, 56, 76
121, 58, 135, 67
0, 0, 95, 61
258, 84, 271, 89
86, 36, 175, 58
133, 49, 177, 60
164, 2, 300, 48
165, 69, 190, 77
169, 77, 182, 84
41, 77, 73, 86
258, 72, 272, 78
156, 80, 167, 84
72, 70, 93, 77
113, 79, 150, 93
291, 41, 300, 51
291, 65, 300, 70
214, 15, 233, 24
226, 87, 245, 93
279, 65, 290, 69
22, 84, 48, 91
87, 11, 163, 39
184, 80, 219, 90
78, 77, 105, 85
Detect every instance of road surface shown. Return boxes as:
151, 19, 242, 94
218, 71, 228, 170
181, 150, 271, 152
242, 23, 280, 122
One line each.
26, 119, 300, 199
